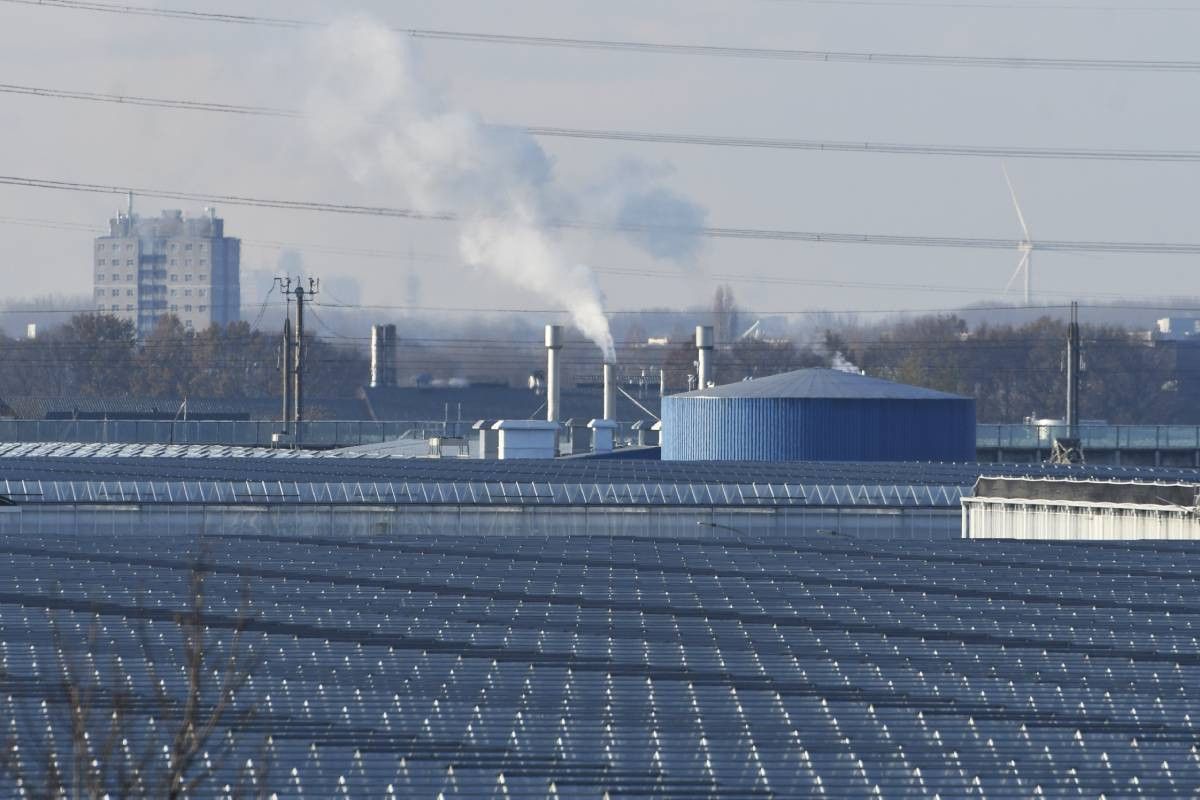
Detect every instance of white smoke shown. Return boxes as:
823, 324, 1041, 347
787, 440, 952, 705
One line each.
307, 18, 618, 360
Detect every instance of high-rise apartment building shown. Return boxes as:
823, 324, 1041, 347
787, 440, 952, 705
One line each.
94, 200, 240, 338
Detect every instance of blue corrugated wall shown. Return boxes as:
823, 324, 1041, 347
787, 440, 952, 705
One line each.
661, 397, 977, 461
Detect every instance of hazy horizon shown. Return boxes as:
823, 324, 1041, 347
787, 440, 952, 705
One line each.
3, 0, 1199, 338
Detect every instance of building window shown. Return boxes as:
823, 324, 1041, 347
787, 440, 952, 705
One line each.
110, 305, 118, 312
185, 259, 192, 267
170, 243, 177, 251
170, 304, 178, 312
185, 243, 193, 251
170, 289, 177, 297
112, 244, 119, 251
198, 289, 206, 297
184, 289, 192, 297
111, 274, 119, 281
170, 259, 177, 267
198, 305, 207, 313
126, 304, 134, 312
185, 320, 193, 329
97, 259, 106, 267
125, 243, 133, 251
184, 274, 192, 282
95, 289, 103, 297
184, 305, 193, 312
97, 273, 105, 281
199, 259, 208, 267
126, 260, 134, 267
198, 274, 207, 282
126, 274, 133, 282
111, 289, 119, 297
170, 274, 178, 282
199, 243, 206, 253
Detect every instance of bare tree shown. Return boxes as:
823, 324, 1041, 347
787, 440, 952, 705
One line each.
0, 552, 269, 798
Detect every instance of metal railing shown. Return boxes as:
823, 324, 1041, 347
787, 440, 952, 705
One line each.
976, 424, 1200, 451
6, 419, 1198, 452
0, 419, 646, 449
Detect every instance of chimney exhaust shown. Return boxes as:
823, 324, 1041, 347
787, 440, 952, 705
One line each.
696, 325, 714, 389
370, 324, 398, 388
545, 324, 563, 423
603, 362, 616, 422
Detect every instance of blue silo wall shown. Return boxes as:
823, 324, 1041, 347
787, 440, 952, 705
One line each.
661, 396, 977, 462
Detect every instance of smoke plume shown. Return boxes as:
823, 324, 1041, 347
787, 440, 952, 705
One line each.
308, 19, 620, 359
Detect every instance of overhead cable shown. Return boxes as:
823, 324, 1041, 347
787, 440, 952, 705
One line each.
3, 0, 1199, 73
6, 81, 1200, 165
5, 173, 1200, 256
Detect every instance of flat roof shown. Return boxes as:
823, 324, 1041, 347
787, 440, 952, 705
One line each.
2, 450, 1199, 508
973, 475, 1200, 507
672, 367, 969, 400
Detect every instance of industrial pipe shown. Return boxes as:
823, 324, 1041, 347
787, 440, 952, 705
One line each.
546, 324, 563, 423
603, 362, 616, 421
696, 325, 714, 389
370, 325, 385, 388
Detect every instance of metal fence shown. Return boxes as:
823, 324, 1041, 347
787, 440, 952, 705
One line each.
0, 419, 479, 448
976, 424, 1200, 451
6, 419, 1200, 453
0, 419, 645, 449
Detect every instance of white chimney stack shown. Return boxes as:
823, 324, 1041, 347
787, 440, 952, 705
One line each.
545, 324, 563, 423
603, 362, 616, 421
370, 324, 398, 388
696, 325, 714, 389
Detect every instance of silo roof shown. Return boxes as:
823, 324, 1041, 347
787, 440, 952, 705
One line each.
674, 367, 969, 400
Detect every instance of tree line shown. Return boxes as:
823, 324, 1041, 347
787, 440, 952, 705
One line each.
0, 308, 1192, 424
0, 314, 367, 401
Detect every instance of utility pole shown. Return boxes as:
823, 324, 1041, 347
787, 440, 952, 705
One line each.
1067, 301, 1081, 439
275, 276, 319, 444
293, 278, 318, 441
281, 315, 292, 435
1051, 302, 1084, 465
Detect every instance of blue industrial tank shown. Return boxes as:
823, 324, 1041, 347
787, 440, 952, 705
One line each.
662, 368, 976, 462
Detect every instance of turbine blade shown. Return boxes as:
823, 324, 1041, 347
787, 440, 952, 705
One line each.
1002, 163, 1032, 242
1004, 252, 1029, 292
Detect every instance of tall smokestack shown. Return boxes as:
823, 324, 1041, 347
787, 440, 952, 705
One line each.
603, 362, 616, 422
545, 324, 563, 423
386, 324, 398, 387
696, 325, 714, 389
370, 324, 398, 388
370, 325, 384, 388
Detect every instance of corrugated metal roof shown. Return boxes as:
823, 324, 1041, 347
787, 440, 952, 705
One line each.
4, 527, 1200, 795
674, 367, 969, 400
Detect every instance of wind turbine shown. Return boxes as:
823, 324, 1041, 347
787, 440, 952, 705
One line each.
1002, 164, 1034, 305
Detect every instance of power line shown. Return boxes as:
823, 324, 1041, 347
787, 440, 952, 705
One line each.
763, 0, 1200, 10
0, 82, 298, 118
524, 126, 1200, 164
9, 80, 1200, 165
4, 0, 1200, 73
0, 214, 1159, 302
5, 173, 1200, 256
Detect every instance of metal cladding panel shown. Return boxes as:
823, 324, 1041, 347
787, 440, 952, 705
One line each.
662, 396, 977, 461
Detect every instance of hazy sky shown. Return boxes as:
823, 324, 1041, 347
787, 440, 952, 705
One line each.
1, 0, 1199, 325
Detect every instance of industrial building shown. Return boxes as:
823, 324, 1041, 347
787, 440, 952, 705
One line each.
3, 452, 1200, 795
661, 367, 976, 462
94, 202, 241, 337
963, 475, 1200, 540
